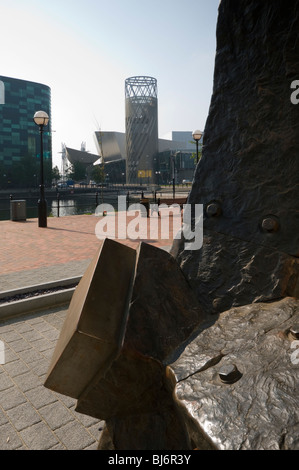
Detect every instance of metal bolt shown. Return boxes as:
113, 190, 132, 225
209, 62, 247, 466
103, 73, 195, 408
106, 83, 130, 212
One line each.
289, 325, 299, 340
206, 203, 221, 217
262, 217, 279, 233
219, 364, 242, 384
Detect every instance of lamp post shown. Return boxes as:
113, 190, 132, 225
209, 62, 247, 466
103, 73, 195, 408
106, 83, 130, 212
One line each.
172, 152, 176, 199
192, 130, 203, 164
33, 111, 49, 228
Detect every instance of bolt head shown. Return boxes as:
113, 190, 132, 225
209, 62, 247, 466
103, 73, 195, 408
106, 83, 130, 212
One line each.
262, 217, 279, 233
219, 364, 242, 384
206, 203, 221, 217
290, 325, 299, 340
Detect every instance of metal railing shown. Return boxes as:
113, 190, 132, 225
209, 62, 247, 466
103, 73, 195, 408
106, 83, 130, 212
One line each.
0, 186, 190, 221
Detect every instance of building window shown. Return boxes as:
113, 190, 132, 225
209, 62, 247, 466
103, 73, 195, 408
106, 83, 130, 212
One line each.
0, 81, 5, 104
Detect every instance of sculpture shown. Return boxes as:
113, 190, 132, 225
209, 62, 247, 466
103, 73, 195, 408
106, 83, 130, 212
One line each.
45, 0, 299, 450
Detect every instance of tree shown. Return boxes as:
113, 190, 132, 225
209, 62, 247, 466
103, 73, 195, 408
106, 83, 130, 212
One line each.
69, 161, 86, 181
189, 141, 203, 165
52, 166, 60, 185
91, 165, 105, 184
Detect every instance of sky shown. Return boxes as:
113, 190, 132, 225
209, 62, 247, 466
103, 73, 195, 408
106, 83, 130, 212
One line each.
0, 0, 220, 169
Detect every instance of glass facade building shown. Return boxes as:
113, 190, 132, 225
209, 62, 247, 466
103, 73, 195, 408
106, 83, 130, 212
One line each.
0, 76, 52, 188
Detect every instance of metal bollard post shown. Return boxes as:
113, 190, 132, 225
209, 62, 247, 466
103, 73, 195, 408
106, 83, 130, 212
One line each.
57, 193, 60, 218
126, 192, 130, 210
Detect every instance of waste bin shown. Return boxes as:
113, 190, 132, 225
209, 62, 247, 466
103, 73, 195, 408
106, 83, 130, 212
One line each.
10, 200, 26, 221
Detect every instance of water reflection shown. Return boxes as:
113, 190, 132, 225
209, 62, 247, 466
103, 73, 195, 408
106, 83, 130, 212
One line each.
51, 199, 96, 217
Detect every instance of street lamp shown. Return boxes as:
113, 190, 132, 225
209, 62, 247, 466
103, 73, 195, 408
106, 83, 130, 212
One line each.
33, 111, 49, 228
155, 171, 161, 186
192, 130, 203, 164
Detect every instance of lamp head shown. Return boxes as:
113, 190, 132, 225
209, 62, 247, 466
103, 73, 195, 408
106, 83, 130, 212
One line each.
192, 130, 203, 142
33, 111, 49, 127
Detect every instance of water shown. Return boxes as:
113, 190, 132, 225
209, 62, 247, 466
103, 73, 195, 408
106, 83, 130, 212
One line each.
0, 194, 119, 221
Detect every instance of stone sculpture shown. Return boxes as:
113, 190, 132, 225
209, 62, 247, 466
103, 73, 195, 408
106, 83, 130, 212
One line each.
45, 0, 299, 450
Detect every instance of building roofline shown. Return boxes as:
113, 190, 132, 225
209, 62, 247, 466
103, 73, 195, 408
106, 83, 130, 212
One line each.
0, 75, 51, 90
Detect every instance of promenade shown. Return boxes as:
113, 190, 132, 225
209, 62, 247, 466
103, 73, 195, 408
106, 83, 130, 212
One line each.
0, 213, 176, 450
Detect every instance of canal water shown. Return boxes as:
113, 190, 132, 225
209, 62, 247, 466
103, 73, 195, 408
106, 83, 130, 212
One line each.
0, 193, 121, 221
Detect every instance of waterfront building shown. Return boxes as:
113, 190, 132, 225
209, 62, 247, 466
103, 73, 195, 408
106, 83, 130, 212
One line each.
0, 76, 52, 188
94, 128, 202, 185
92, 76, 203, 185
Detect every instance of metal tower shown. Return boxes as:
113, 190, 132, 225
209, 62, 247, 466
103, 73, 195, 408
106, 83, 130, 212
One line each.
125, 76, 159, 184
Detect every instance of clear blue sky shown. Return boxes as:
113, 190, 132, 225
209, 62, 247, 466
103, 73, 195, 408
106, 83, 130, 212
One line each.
0, 0, 220, 168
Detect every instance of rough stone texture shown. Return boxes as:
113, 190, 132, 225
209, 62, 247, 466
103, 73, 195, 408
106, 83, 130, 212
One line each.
172, 0, 299, 315
168, 297, 299, 450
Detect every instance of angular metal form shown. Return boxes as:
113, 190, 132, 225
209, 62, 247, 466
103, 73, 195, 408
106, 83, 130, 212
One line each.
44, 239, 136, 398
45, 240, 204, 449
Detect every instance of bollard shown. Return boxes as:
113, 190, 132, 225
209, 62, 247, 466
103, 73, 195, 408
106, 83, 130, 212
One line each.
57, 193, 60, 218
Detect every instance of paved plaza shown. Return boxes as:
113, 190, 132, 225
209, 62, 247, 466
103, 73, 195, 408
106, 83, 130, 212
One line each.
0, 214, 175, 450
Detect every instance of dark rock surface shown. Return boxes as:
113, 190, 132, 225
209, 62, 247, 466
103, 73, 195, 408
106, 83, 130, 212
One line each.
172, 0, 299, 315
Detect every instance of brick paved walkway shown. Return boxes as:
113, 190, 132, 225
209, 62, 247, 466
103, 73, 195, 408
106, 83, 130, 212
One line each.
0, 213, 179, 449
0, 213, 177, 292
0, 305, 104, 450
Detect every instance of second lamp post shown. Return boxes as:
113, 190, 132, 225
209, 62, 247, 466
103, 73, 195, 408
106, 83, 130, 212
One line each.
192, 130, 203, 164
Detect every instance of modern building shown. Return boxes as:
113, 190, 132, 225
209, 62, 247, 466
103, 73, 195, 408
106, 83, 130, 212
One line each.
94, 129, 202, 185
0, 76, 52, 188
92, 76, 203, 185
65, 75, 203, 186
125, 76, 159, 185
65, 144, 100, 182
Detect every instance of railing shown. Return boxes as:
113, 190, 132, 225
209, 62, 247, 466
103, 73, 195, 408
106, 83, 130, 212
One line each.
0, 187, 190, 221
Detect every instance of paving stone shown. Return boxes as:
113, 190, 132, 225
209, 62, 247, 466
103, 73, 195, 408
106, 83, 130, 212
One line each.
54, 420, 96, 450
12, 371, 42, 392
31, 337, 53, 353
25, 385, 57, 410
40, 328, 60, 342
0, 386, 27, 410
8, 338, 32, 353
30, 358, 51, 377
31, 321, 54, 333
74, 411, 100, 428
6, 402, 41, 431
0, 323, 15, 334
20, 348, 44, 365
0, 422, 24, 450
19, 421, 59, 450
53, 391, 76, 408
41, 347, 55, 360
20, 329, 44, 342
2, 346, 18, 364
38, 401, 75, 430
3, 359, 30, 377
0, 330, 22, 343
0, 372, 14, 391
87, 421, 105, 441
0, 408, 9, 425
48, 442, 67, 450
13, 322, 34, 334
